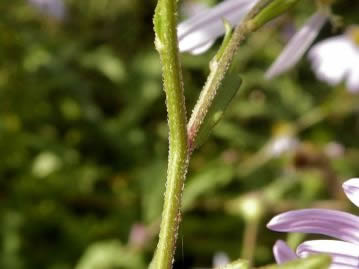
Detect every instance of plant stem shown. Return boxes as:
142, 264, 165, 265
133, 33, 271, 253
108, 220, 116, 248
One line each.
241, 218, 259, 266
151, 0, 302, 267
151, 0, 188, 268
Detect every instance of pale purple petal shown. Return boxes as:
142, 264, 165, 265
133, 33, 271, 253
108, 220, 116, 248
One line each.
265, 11, 328, 79
213, 251, 230, 267
181, 1, 209, 18
267, 135, 298, 157
29, 0, 66, 20
267, 209, 359, 244
308, 36, 358, 87
273, 240, 297, 264
343, 178, 359, 208
190, 40, 216, 55
297, 240, 359, 269
346, 64, 359, 93
346, 30, 359, 93
178, 0, 257, 54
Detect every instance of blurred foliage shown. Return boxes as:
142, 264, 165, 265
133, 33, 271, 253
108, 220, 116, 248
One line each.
0, 0, 358, 268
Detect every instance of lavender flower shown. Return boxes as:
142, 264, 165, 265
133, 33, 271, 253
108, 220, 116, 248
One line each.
273, 240, 297, 264
181, 1, 209, 18
28, 0, 66, 20
213, 251, 230, 268
267, 134, 298, 157
267, 178, 359, 268
177, 0, 258, 54
265, 10, 328, 79
308, 26, 359, 93
178, 0, 332, 81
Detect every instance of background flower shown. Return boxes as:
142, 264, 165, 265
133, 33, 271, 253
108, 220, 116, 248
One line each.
265, 11, 328, 79
308, 26, 359, 93
177, 0, 257, 54
28, 0, 66, 20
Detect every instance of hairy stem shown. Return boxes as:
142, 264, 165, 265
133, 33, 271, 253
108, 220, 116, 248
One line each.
150, 0, 302, 267
151, 0, 188, 268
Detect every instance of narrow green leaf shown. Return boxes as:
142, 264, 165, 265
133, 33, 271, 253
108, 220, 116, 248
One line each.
76, 240, 145, 269
193, 20, 240, 150
250, 0, 301, 30
260, 255, 331, 269
193, 70, 242, 149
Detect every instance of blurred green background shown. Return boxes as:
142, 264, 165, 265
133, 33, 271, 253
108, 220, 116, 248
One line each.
1, 0, 358, 268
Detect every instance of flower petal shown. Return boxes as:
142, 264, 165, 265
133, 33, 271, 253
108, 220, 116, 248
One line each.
178, 0, 257, 54
190, 40, 216, 55
181, 1, 209, 18
308, 36, 358, 87
267, 209, 359, 244
343, 178, 359, 208
346, 63, 359, 93
297, 240, 359, 268
267, 135, 298, 157
213, 252, 230, 267
273, 240, 297, 264
29, 0, 66, 20
265, 11, 328, 79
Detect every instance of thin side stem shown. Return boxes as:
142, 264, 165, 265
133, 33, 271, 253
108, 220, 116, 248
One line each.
187, 0, 274, 151
151, 0, 189, 268
241, 219, 259, 266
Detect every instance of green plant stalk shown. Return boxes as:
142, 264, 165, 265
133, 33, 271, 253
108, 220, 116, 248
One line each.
241, 218, 259, 265
150, 0, 303, 267
151, 0, 188, 268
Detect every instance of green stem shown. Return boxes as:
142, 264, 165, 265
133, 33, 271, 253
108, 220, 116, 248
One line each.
151, 0, 188, 268
150, 0, 302, 267
241, 219, 259, 266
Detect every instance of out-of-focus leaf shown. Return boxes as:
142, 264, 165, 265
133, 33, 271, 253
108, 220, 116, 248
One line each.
75, 240, 145, 269
183, 162, 234, 210
136, 160, 166, 223
80, 46, 126, 83
1, 211, 24, 269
